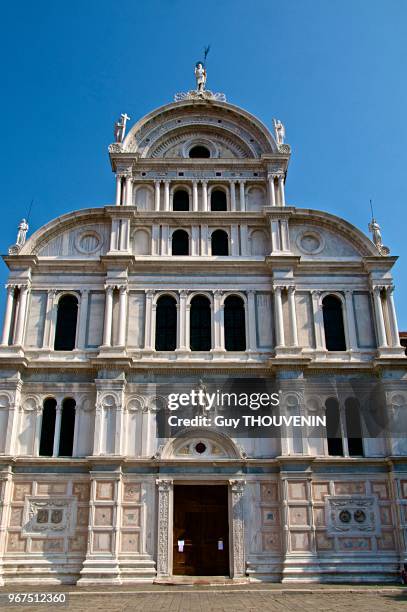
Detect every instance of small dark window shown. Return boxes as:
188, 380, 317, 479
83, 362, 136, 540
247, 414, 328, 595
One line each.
58, 398, 76, 457
54, 295, 78, 351
39, 398, 57, 456
190, 295, 211, 351
195, 442, 207, 453
155, 295, 177, 351
224, 295, 246, 351
189, 145, 210, 158
322, 295, 346, 351
216, 172, 222, 177
211, 230, 229, 256
345, 398, 364, 456
211, 189, 227, 211
326, 398, 343, 456
178, 172, 184, 177
172, 230, 189, 255
173, 189, 189, 211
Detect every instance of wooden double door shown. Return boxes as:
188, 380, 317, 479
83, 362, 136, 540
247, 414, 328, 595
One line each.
173, 485, 229, 576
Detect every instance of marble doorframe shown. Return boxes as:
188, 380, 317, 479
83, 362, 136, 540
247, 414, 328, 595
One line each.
155, 477, 246, 579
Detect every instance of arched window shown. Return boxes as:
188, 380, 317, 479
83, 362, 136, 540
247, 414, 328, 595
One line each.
322, 295, 346, 351
54, 294, 78, 351
211, 189, 227, 211
345, 398, 364, 456
172, 230, 189, 255
173, 189, 189, 211
189, 145, 210, 158
211, 230, 229, 256
39, 398, 57, 456
224, 295, 246, 351
190, 295, 211, 351
58, 398, 76, 457
155, 295, 177, 351
325, 398, 344, 456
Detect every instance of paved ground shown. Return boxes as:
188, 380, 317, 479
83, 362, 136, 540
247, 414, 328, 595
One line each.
0, 585, 406, 612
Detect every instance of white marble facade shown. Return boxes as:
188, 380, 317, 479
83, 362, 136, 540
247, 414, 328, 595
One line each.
0, 93, 406, 585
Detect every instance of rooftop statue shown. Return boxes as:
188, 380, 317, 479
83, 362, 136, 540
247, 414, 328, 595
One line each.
8, 218, 29, 254
194, 62, 207, 93
114, 113, 131, 143
368, 217, 390, 256
273, 118, 285, 145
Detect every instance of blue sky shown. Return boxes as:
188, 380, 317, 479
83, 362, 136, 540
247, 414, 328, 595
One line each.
1, 0, 407, 326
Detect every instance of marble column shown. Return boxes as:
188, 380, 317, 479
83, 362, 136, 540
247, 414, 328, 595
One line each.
373, 286, 387, 348
154, 181, 161, 211
125, 175, 133, 206
103, 286, 114, 347
268, 174, 276, 207
202, 181, 208, 212
115, 175, 122, 206
77, 289, 89, 349
213, 290, 224, 350
192, 180, 198, 212
156, 479, 173, 578
278, 175, 285, 206
164, 181, 170, 211
274, 286, 285, 348
4, 386, 22, 456
386, 286, 401, 347
230, 181, 237, 211
1, 285, 15, 346
118, 286, 128, 346
53, 402, 62, 457
239, 181, 246, 211
230, 225, 239, 256
344, 290, 358, 350
229, 480, 246, 578
311, 290, 325, 350
287, 286, 298, 347
151, 224, 160, 255
240, 225, 249, 256
14, 285, 29, 346
144, 290, 155, 350
247, 291, 257, 351
177, 290, 188, 350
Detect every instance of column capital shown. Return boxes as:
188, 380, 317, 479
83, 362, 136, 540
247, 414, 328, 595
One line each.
104, 284, 114, 293
273, 285, 283, 294
179, 289, 189, 299
118, 284, 128, 294
372, 285, 384, 296
145, 289, 155, 298
287, 285, 296, 294
213, 289, 223, 298
156, 478, 173, 491
5, 284, 16, 293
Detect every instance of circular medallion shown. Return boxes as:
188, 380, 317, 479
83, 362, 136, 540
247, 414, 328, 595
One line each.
339, 510, 351, 523
354, 509, 366, 523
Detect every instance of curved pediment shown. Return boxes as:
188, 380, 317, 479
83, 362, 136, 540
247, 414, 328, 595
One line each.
122, 100, 280, 159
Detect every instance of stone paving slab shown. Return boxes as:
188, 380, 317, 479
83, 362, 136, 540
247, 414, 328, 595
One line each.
0, 588, 406, 612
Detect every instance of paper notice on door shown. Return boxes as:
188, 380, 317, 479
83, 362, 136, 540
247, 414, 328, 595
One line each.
217, 539, 224, 550
178, 540, 185, 552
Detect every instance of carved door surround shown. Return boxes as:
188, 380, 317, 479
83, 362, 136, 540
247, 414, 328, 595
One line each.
155, 478, 246, 579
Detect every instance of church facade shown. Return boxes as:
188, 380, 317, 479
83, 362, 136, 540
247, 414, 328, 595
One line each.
0, 74, 406, 586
